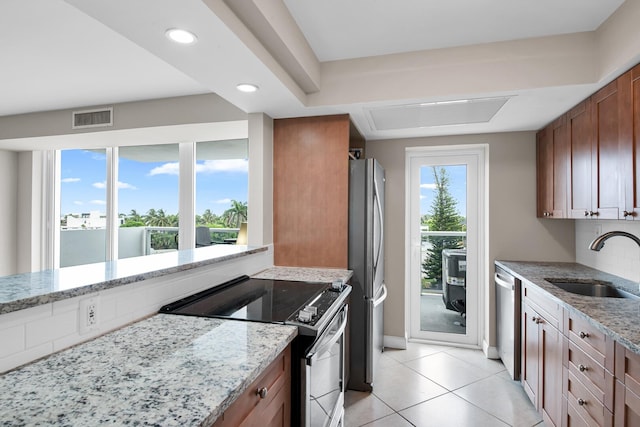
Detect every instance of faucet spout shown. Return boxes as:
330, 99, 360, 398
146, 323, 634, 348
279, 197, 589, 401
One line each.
589, 231, 640, 251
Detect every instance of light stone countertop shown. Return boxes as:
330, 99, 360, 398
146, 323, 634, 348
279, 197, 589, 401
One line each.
496, 261, 640, 355
0, 314, 297, 426
0, 245, 268, 315
253, 266, 353, 283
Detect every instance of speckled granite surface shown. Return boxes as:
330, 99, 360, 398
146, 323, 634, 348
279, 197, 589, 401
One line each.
0, 245, 267, 315
253, 266, 353, 283
496, 261, 640, 355
0, 314, 297, 426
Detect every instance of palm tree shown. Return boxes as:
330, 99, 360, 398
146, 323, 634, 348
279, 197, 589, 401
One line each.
201, 209, 216, 225
144, 208, 157, 226
222, 200, 247, 228
129, 209, 143, 222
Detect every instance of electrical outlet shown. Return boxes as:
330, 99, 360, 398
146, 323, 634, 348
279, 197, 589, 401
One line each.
79, 297, 99, 334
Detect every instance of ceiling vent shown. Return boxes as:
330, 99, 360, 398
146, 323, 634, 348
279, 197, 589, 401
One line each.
366, 97, 510, 131
72, 107, 113, 129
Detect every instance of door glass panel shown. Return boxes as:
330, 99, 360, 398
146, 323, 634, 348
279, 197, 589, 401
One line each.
419, 165, 467, 334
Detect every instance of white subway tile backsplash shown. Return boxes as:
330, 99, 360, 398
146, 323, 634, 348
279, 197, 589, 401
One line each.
25, 309, 77, 349
0, 342, 52, 374
0, 325, 25, 358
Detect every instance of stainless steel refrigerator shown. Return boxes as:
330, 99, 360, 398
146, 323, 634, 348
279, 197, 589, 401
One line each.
347, 158, 387, 392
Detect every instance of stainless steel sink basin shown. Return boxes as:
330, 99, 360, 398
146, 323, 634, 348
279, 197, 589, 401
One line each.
544, 278, 639, 299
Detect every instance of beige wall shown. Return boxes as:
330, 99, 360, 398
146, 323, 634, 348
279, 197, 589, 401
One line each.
366, 131, 576, 348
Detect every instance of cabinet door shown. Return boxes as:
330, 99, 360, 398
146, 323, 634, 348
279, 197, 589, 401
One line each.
591, 80, 621, 219
540, 315, 563, 427
569, 100, 594, 218
522, 303, 540, 406
537, 117, 569, 219
615, 380, 640, 427
620, 67, 640, 219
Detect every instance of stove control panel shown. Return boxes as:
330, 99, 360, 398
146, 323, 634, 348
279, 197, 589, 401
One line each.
294, 289, 342, 326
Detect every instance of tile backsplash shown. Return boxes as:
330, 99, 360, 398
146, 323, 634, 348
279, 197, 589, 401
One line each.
576, 220, 640, 283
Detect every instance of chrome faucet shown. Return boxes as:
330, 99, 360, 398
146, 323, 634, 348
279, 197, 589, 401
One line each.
589, 231, 640, 251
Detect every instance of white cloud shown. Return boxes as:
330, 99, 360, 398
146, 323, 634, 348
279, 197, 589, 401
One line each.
61, 177, 81, 183
73, 201, 83, 205
196, 159, 248, 174
89, 200, 106, 205
421, 183, 437, 190
214, 198, 232, 204
92, 181, 137, 190
148, 162, 179, 176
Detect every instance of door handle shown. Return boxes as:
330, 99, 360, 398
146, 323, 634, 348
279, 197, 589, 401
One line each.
373, 283, 388, 307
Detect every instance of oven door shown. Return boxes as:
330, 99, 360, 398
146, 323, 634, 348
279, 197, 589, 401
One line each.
302, 304, 348, 427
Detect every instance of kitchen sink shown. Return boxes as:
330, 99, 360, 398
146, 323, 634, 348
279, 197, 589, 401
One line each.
544, 278, 639, 299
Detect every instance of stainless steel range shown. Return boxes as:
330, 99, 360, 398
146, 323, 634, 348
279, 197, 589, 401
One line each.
159, 275, 351, 427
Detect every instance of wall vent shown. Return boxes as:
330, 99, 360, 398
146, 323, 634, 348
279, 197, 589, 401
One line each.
72, 107, 113, 129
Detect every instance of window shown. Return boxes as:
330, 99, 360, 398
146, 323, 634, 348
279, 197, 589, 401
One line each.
59, 149, 107, 267
195, 139, 248, 244
119, 144, 179, 258
54, 140, 248, 268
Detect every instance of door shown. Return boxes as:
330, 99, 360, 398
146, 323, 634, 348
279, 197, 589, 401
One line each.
406, 145, 486, 346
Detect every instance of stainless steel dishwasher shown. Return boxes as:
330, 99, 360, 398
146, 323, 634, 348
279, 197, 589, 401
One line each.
495, 266, 521, 380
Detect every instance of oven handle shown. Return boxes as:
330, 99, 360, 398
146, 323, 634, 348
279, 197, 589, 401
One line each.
306, 305, 348, 366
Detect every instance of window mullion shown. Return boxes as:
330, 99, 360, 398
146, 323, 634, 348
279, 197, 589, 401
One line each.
178, 142, 195, 250
106, 147, 119, 261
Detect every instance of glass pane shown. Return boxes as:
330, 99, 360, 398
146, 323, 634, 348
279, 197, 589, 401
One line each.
195, 139, 248, 245
419, 165, 467, 334
59, 149, 107, 267
119, 144, 179, 258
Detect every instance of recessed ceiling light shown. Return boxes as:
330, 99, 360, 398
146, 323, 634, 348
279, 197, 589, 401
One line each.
165, 28, 197, 45
236, 83, 259, 93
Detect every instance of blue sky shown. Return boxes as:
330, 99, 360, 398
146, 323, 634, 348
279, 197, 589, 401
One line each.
60, 150, 248, 217
420, 164, 467, 216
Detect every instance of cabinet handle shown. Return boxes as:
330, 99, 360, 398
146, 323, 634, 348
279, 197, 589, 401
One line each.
532, 316, 538, 323
577, 398, 586, 406
578, 364, 587, 372
584, 211, 590, 217
256, 387, 268, 399
547, 212, 553, 217
578, 331, 590, 339
589, 211, 598, 217
624, 210, 634, 218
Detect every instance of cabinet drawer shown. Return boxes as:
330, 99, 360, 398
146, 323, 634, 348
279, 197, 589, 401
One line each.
567, 341, 614, 410
566, 311, 613, 370
615, 343, 640, 397
566, 370, 612, 427
523, 284, 563, 329
213, 346, 291, 427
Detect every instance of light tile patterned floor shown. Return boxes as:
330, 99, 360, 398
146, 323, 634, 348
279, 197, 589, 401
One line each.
345, 342, 544, 427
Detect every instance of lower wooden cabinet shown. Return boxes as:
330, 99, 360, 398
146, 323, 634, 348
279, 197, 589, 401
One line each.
212, 345, 291, 427
521, 300, 563, 427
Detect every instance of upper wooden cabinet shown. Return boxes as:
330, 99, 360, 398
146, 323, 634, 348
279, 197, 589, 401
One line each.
273, 114, 351, 268
537, 116, 569, 218
538, 66, 633, 220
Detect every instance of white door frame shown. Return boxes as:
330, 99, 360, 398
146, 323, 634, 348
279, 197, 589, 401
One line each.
405, 144, 488, 347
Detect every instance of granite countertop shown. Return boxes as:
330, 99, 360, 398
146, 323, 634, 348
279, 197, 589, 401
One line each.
253, 266, 353, 283
0, 314, 297, 426
496, 261, 640, 354
0, 245, 268, 315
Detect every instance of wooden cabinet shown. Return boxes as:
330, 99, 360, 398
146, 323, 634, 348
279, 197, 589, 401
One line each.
618, 67, 640, 220
537, 116, 569, 218
614, 343, 640, 426
521, 285, 563, 426
212, 345, 291, 427
568, 99, 594, 218
273, 114, 352, 268
563, 311, 615, 426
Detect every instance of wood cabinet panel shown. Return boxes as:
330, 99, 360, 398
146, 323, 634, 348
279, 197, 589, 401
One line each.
566, 370, 613, 427
537, 116, 569, 218
212, 346, 291, 427
567, 340, 614, 411
591, 80, 621, 219
273, 115, 350, 268
615, 380, 640, 427
569, 100, 593, 218
619, 67, 640, 219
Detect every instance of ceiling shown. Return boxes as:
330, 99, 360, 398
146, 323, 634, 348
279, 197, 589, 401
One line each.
0, 0, 635, 147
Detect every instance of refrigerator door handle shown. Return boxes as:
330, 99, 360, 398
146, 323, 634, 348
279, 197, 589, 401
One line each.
373, 177, 384, 270
373, 283, 388, 308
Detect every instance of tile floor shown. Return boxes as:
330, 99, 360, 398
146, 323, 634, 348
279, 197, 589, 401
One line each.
344, 342, 544, 427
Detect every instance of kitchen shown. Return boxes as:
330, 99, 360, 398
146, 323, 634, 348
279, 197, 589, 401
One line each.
2, 1, 640, 426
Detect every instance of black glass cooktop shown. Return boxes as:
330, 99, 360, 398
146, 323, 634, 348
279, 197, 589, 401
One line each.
159, 276, 329, 323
